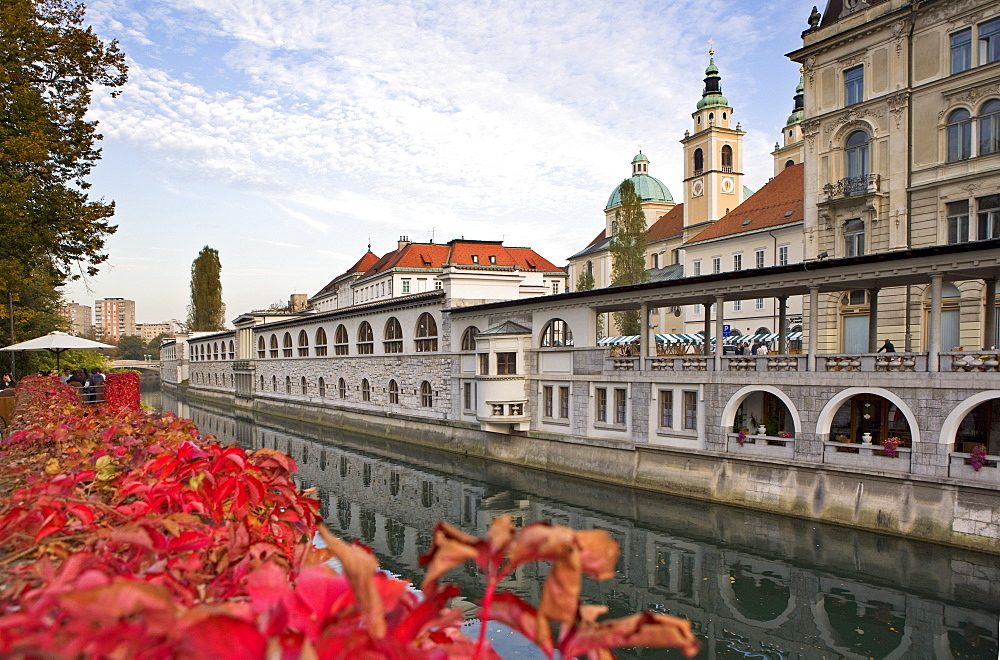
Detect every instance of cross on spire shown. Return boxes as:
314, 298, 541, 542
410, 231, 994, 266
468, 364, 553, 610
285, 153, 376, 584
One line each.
708, 38, 715, 56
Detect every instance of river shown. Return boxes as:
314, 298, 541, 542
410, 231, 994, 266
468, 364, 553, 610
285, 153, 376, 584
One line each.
147, 387, 1000, 659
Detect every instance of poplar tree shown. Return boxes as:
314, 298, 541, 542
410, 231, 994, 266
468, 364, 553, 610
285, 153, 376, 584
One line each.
188, 246, 226, 331
609, 179, 648, 336
576, 269, 595, 292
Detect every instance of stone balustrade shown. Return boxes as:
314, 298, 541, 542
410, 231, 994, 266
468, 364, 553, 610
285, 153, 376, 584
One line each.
948, 452, 1000, 484
942, 351, 1000, 372
726, 433, 794, 458
822, 441, 912, 471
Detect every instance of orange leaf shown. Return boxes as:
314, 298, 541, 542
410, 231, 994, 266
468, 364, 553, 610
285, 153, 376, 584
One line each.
538, 546, 582, 624
316, 525, 386, 638
575, 529, 619, 580
559, 612, 701, 659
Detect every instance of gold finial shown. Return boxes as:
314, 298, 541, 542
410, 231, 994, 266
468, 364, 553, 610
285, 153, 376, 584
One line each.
708, 38, 715, 57
638, 142, 643, 152
799, 66, 804, 73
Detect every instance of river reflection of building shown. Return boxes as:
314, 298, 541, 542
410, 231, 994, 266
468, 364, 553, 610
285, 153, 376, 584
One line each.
177, 396, 998, 659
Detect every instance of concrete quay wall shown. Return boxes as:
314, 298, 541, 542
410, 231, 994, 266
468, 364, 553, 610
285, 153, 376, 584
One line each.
172, 383, 1000, 554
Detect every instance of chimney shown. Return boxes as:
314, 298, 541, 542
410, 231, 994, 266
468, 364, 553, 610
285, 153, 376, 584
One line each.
398, 236, 410, 252
289, 293, 308, 312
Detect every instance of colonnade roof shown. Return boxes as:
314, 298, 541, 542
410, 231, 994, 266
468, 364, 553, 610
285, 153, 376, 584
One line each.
451, 241, 1000, 316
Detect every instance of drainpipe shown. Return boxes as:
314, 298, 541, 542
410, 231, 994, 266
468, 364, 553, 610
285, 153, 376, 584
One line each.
904, 3, 916, 351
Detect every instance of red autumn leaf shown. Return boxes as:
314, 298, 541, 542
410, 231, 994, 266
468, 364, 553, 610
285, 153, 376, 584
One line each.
482, 592, 553, 657
538, 546, 582, 624
559, 611, 702, 659
316, 525, 386, 638
176, 613, 267, 659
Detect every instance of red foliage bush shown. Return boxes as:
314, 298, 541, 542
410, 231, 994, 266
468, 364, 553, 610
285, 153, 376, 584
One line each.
0, 376, 700, 658
104, 371, 141, 411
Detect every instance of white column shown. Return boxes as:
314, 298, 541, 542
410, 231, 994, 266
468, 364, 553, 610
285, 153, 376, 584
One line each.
715, 295, 725, 372
867, 288, 879, 353
703, 304, 712, 357
808, 286, 819, 371
778, 296, 788, 354
984, 279, 997, 350
928, 274, 942, 372
640, 303, 650, 360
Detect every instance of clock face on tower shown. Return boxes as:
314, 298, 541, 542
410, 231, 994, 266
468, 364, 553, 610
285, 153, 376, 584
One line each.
722, 177, 735, 194
692, 179, 704, 197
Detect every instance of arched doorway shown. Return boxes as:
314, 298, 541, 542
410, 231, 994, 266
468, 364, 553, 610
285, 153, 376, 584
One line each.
733, 390, 795, 437
829, 393, 913, 447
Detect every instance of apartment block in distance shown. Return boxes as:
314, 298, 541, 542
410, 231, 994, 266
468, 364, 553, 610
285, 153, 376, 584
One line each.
94, 298, 137, 342
59, 302, 93, 337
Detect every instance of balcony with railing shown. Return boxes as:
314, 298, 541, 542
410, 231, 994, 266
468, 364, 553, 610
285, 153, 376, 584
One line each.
822, 174, 880, 202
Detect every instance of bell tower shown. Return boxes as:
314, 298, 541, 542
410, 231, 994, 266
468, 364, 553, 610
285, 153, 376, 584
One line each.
680, 48, 745, 236
772, 69, 805, 175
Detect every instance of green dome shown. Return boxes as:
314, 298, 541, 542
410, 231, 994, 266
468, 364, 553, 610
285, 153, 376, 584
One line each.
605, 174, 674, 210
632, 152, 649, 163
705, 58, 719, 76
697, 54, 728, 110
786, 109, 804, 126
697, 94, 729, 110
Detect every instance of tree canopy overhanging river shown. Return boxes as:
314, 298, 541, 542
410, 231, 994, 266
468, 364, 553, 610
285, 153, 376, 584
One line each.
149, 387, 1000, 659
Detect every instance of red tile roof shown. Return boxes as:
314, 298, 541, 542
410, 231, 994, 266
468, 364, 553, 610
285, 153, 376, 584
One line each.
648, 204, 684, 243
684, 164, 803, 246
314, 251, 380, 296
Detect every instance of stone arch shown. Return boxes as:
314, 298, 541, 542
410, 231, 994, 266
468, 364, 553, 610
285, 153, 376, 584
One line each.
938, 390, 1000, 446
815, 387, 921, 445
720, 385, 802, 433
716, 559, 796, 629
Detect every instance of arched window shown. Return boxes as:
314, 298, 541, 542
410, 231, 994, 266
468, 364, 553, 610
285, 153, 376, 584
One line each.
388, 379, 399, 404
357, 322, 374, 354
384, 317, 403, 353
318, 377, 326, 397
361, 378, 371, 402
693, 148, 704, 174
285, 376, 291, 393
228, 340, 235, 359
282, 332, 293, 357
269, 335, 279, 358
785, 159, 795, 169
980, 99, 1000, 156
338, 378, 347, 399
845, 130, 869, 181
200, 345, 205, 360
721, 144, 733, 171
272, 375, 277, 391
297, 330, 309, 357
947, 108, 972, 162
540, 319, 574, 348
315, 327, 328, 356
420, 381, 433, 407
460, 326, 480, 351
334, 325, 349, 355
415, 313, 438, 352
301, 376, 307, 395
213, 343, 219, 360
259, 374, 264, 390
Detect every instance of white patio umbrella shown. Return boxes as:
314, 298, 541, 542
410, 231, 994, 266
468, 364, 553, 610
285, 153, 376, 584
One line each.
0, 332, 114, 371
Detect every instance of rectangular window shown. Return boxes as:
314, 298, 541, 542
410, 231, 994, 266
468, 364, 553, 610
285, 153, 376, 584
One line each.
977, 194, 1000, 240
733, 253, 743, 271
401, 279, 410, 293
479, 353, 490, 375
693, 260, 702, 276
464, 382, 473, 410
845, 218, 865, 257
552, 281, 559, 295
947, 200, 971, 244
778, 245, 789, 266
543, 386, 553, 417
980, 17, 1000, 65
651, 253, 659, 269
755, 298, 765, 311
733, 299, 742, 312
683, 391, 698, 430
496, 352, 516, 375
755, 249, 765, 269
614, 388, 627, 424
659, 390, 673, 428
596, 388, 607, 423
951, 28, 972, 73
844, 65, 864, 106
559, 386, 570, 418
712, 257, 721, 274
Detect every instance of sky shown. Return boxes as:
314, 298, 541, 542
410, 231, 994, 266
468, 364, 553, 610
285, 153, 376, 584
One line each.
63, 0, 819, 325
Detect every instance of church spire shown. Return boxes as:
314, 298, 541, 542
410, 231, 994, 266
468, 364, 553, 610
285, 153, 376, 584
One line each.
697, 47, 729, 110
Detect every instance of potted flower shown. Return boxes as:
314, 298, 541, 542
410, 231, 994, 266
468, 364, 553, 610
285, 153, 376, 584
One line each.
969, 444, 988, 472
882, 436, 903, 458
736, 428, 749, 447
778, 431, 793, 439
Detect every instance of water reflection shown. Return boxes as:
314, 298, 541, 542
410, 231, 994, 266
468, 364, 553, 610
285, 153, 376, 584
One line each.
160, 390, 1000, 659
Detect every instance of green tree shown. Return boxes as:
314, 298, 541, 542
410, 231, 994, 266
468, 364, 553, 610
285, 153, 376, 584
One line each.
0, 0, 127, 292
0, 266, 64, 377
188, 246, 225, 331
576, 269, 595, 292
146, 333, 169, 360
609, 179, 648, 336
116, 334, 146, 360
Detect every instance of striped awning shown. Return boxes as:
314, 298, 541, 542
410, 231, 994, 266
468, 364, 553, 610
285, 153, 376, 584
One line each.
731, 332, 803, 344
654, 333, 705, 344
597, 335, 640, 346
